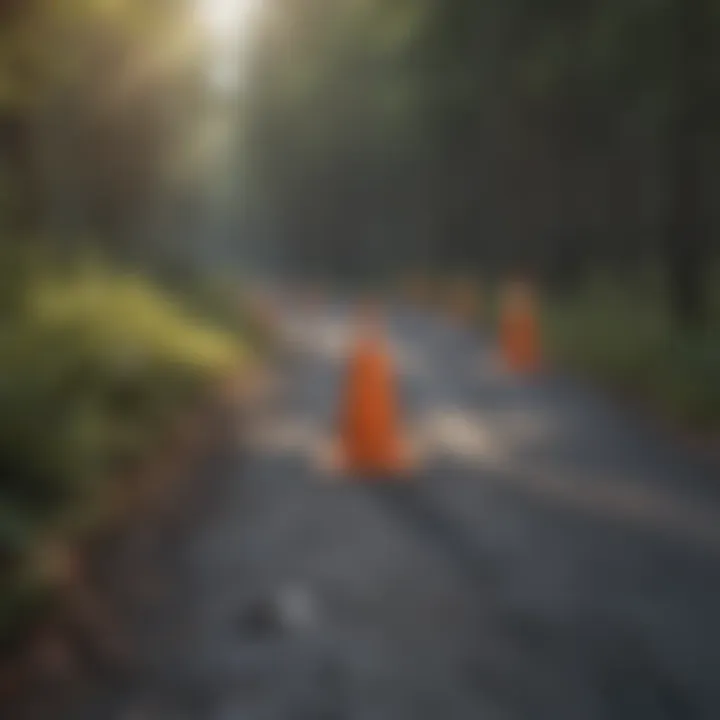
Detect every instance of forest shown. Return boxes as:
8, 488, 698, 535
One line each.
0, 0, 718, 679
241, 0, 720, 425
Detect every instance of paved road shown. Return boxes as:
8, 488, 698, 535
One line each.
66, 305, 720, 720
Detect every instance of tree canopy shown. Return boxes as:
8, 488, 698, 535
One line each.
242, 0, 718, 321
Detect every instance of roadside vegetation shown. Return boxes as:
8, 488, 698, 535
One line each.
543, 272, 720, 433
0, 248, 251, 655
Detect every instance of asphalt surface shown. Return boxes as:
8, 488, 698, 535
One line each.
62, 304, 720, 720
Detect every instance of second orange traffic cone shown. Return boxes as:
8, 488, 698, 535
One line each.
499, 280, 542, 373
334, 306, 412, 478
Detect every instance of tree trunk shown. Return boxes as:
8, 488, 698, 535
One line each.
665, 0, 708, 327
0, 113, 41, 235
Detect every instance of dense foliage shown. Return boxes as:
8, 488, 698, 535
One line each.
0, 1, 250, 650
243, 0, 718, 325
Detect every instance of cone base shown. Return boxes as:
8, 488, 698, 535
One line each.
344, 464, 414, 481
321, 439, 417, 481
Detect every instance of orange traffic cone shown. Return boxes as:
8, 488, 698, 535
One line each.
334, 307, 413, 478
499, 281, 541, 373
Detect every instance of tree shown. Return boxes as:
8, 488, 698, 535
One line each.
239, 0, 719, 314
665, 0, 712, 326
0, 0, 208, 270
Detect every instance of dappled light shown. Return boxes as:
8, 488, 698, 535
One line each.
413, 406, 500, 464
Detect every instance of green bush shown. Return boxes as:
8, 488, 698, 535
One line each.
0, 253, 249, 649
543, 276, 720, 432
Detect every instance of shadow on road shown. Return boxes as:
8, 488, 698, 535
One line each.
366, 479, 500, 593
363, 478, 703, 720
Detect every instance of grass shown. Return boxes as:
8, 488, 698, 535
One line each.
542, 273, 720, 433
0, 250, 253, 652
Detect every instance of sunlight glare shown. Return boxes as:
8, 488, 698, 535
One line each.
198, 0, 261, 42
197, 0, 263, 91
